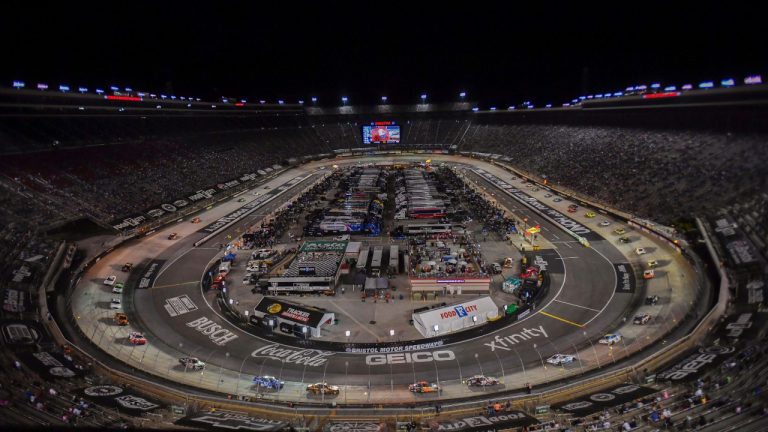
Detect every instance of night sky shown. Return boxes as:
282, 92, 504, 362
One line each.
3, 1, 765, 107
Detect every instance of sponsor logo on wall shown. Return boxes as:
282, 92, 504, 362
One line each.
552, 384, 656, 416
724, 313, 753, 338
1, 319, 47, 346
176, 411, 287, 431
436, 412, 538, 431
345, 340, 445, 354
186, 317, 239, 346
484, 326, 549, 351
656, 346, 736, 381
327, 422, 381, 432
20, 351, 82, 380
251, 344, 334, 367
365, 350, 455, 365
81, 386, 162, 414
164, 294, 198, 317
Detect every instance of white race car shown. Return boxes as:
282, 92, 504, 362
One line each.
109, 298, 122, 309
598, 334, 622, 345
103, 275, 117, 285
546, 354, 575, 366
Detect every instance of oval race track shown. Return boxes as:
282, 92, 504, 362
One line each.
71, 155, 695, 404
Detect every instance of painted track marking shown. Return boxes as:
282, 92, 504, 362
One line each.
554, 299, 601, 312
539, 310, 585, 328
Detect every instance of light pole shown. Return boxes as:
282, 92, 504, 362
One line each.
216, 352, 230, 391
492, 349, 505, 384
454, 355, 464, 386
345, 361, 349, 404
345, 330, 351, 344
433, 356, 441, 393
511, 346, 528, 384
570, 342, 585, 375
474, 353, 485, 392
583, 331, 601, 368
277, 359, 286, 398
533, 343, 548, 379
389, 329, 395, 341
321, 358, 329, 403
235, 355, 249, 396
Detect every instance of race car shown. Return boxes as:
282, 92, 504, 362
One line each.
128, 331, 146, 345
179, 357, 206, 370
121, 262, 133, 272
635, 247, 646, 255
306, 382, 339, 395
567, 206, 578, 213
553, 197, 562, 202
647, 260, 659, 268
114, 312, 128, 326
237, 197, 246, 202
585, 212, 596, 218
191, 217, 201, 223
253, 375, 284, 390
103, 275, 117, 285
633, 314, 652, 325
643, 269, 655, 279
546, 354, 575, 366
598, 333, 622, 345
408, 381, 440, 393
110, 298, 122, 309
614, 228, 626, 235
544, 193, 552, 198
466, 375, 500, 387
112, 282, 124, 294
645, 295, 660, 305
618, 236, 631, 244
168, 232, 179, 240
599, 220, 611, 226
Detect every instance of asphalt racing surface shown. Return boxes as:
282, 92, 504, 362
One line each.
75, 156, 676, 402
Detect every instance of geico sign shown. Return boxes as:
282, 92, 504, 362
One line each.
366, 350, 455, 365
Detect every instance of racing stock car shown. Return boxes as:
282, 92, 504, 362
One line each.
409, 381, 440, 393
466, 375, 500, 387
178, 357, 206, 370
306, 382, 339, 395
253, 376, 285, 390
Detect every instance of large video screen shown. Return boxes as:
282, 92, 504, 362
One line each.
362, 122, 400, 144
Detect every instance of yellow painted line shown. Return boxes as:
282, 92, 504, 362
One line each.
152, 281, 199, 289
539, 310, 584, 328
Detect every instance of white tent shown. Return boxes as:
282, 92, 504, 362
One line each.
412, 296, 499, 337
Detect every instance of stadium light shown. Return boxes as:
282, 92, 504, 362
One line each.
381, 96, 388, 102
160, 94, 167, 99
650, 83, 661, 89
698, 81, 714, 89
259, 100, 266, 104
595, 94, 603, 98
171, 95, 177, 100
508, 106, 515, 110
341, 96, 348, 105
195, 98, 201, 101
681, 84, 693, 90
311, 96, 317, 103
137, 92, 146, 97
125, 87, 132, 92
78, 87, 88, 93
110, 86, 119, 91
36, 83, 48, 90
278, 99, 284, 104
459, 91, 467, 98
420, 94, 427, 103
12, 80, 24, 89
96, 89, 104, 95
720, 78, 735, 87
545, 104, 552, 108
298, 100, 304, 104
471, 107, 479, 112
663, 86, 676, 92
744, 75, 762, 85
490, 107, 496, 111
562, 103, 570, 107
58, 85, 70, 92
181, 96, 187, 101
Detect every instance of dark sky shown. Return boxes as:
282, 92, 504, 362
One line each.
3, 1, 765, 107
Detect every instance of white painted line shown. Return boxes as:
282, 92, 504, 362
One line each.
327, 299, 381, 341
555, 299, 602, 312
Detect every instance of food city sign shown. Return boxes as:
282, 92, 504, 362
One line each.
365, 350, 456, 365
440, 304, 478, 320
484, 325, 549, 351
251, 344, 334, 367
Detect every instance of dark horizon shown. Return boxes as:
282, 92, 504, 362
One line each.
2, 1, 765, 107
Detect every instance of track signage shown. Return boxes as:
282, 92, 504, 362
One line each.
614, 263, 635, 293
185, 317, 239, 346
365, 350, 455, 365
484, 326, 549, 351
250, 344, 334, 367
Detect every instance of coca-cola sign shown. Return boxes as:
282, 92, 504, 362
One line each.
250, 344, 334, 367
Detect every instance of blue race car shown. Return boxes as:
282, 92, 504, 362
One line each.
253, 375, 284, 390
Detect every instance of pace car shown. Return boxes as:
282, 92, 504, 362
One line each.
306, 382, 339, 395
546, 354, 575, 366
409, 381, 440, 393
253, 376, 285, 390
466, 375, 500, 387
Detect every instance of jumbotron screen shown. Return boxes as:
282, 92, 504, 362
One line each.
362, 122, 400, 144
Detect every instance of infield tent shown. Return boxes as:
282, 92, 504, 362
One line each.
412, 296, 499, 337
